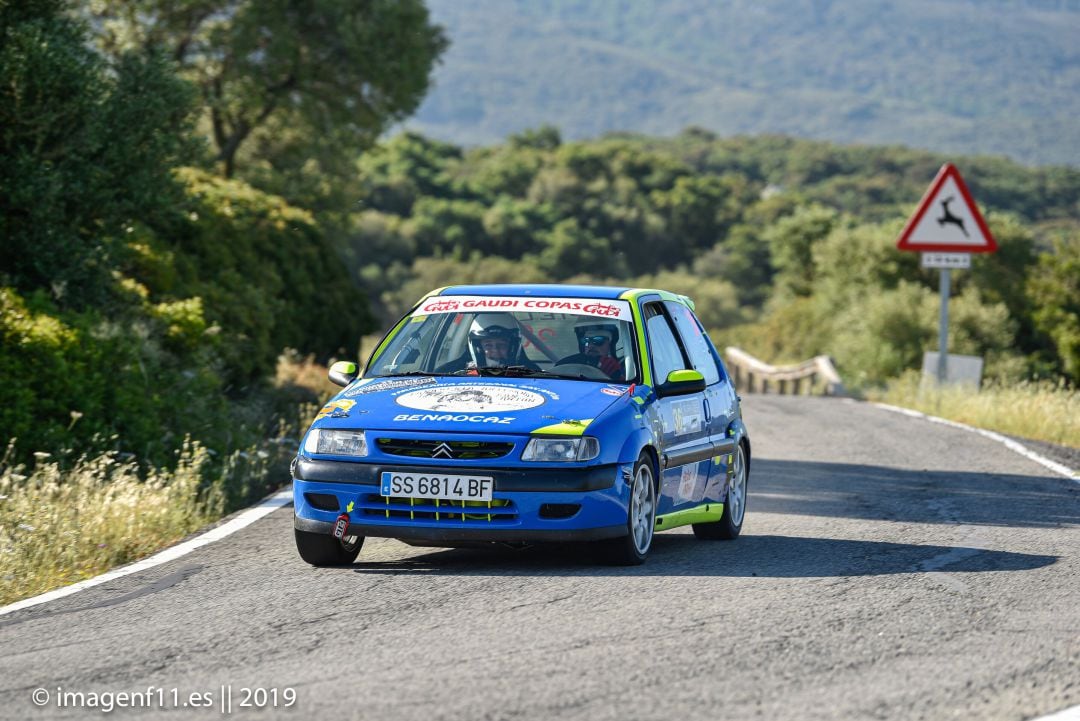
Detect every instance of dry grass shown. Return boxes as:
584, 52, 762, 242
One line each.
0, 353, 322, 607
872, 372, 1080, 449
274, 349, 338, 402
0, 440, 229, 606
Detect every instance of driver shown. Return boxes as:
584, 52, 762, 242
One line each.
555, 318, 625, 380
435, 313, 539, 373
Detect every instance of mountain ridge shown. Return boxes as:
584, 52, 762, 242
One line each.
409, 0, 1080, 166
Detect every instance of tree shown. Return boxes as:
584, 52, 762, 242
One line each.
1027, 235, 1080, 382
90, 0, 448, 180
765, 205, 838, 298
0, 0, 196, 307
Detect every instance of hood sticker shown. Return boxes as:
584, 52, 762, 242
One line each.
395, 384, 545, 413
393, 413, 514, 425
344, 376, 437, 398
530, 418, 594, 436
314, 399, 356, 421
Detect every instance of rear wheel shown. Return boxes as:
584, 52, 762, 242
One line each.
294, 528, 364, 566
693, 441, 748, 540
602, 452, 656, 565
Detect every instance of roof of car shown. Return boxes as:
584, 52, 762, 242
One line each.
439, 284, 633, 299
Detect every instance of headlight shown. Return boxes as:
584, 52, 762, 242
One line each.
521, 436, 600, 462
304, 429, 368, 457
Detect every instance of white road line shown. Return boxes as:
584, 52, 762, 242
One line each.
0, 489, 293, 617
871, 402, 1079, 482
1029, 704, 1080, 721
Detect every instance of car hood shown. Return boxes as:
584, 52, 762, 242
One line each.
310, 376, 631, 435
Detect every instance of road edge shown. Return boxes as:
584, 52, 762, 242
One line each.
0, 487, 293, 617
869, 401, 1079, 482
1029, 704, 1080, 721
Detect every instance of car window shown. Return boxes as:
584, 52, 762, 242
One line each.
643, 303, 688, 382
664, 301, 721, 385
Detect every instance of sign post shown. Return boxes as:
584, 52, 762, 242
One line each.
896, 163, 997, 384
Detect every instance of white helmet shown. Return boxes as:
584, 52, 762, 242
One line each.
468, 313, 521, 367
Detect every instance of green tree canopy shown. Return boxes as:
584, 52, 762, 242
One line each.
90, 0, 448, 183
0, 0, 196, 307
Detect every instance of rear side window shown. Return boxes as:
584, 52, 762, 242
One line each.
664, 302, 721, 385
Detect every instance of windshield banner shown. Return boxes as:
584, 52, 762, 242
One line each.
415, 296, 632, 321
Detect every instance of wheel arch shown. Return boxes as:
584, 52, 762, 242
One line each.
617, 428, 661, 491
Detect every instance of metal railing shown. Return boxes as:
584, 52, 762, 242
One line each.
725, 347, 846, 396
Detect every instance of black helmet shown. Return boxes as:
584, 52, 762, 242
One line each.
468, 313, 521, 367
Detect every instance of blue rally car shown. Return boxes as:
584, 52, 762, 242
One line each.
292, 285, 750, 565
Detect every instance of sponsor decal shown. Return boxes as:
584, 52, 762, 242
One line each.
582, 301, 621, 317
393, 413, 515, 425
332, 513, 350, 539
395, 384, 545, 413
344, 376, 437, 398
314, 399, 356, 421
601, 387, 623, 397
677, 462, 702, 503
422, 299, 461, 313
415, 296, 632, 321
671, 399, 703, 436
514, 384, 560, 401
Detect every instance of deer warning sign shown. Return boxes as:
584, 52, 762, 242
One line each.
896, 163, 997, 253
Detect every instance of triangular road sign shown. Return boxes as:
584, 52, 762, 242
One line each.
897, 163, 997, 253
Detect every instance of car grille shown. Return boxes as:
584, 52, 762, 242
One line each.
375, 438, 515, 460
358, 494, 517, 524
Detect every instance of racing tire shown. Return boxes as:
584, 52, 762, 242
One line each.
693, 441, 748, 541
294, 528, 364, 566
601, 452, 657, 566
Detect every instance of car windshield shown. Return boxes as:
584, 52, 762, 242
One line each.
367, 295, 639, 383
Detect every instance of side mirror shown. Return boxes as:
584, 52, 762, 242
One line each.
328, 361, 359, 387
656, 368, 706, 398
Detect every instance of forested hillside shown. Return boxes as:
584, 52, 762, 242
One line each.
411, 0, 1080, 167
349, 128, 1080, 388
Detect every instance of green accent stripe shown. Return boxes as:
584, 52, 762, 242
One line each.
530, 419, 593, 436
619, 290, 653, 387
655, 502, 724, 530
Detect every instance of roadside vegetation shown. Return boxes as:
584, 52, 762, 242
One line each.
2, 0, 1078, 605
871, 374, 1080, 450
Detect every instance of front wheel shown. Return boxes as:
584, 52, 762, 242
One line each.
602, 452, 657, 565
294, 528, 364, 566
693, 441, 748, 540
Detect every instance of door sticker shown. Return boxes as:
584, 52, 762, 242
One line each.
671, 399, 703, 436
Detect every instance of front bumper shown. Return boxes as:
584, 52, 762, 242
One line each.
292, 457, 632, 544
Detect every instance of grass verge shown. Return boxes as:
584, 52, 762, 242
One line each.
0, 353, 333, 608
0, 440, 229, 606
870, 371, 1079, 449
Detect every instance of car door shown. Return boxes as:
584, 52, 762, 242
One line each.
663, 301, 738, 505
639, 298, 712, 515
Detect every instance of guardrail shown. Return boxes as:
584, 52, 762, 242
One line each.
724, 347, 846, 396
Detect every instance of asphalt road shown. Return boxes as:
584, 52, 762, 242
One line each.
2, 396, 1077, 720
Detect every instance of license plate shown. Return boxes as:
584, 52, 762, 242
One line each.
379, 472, 494, 502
